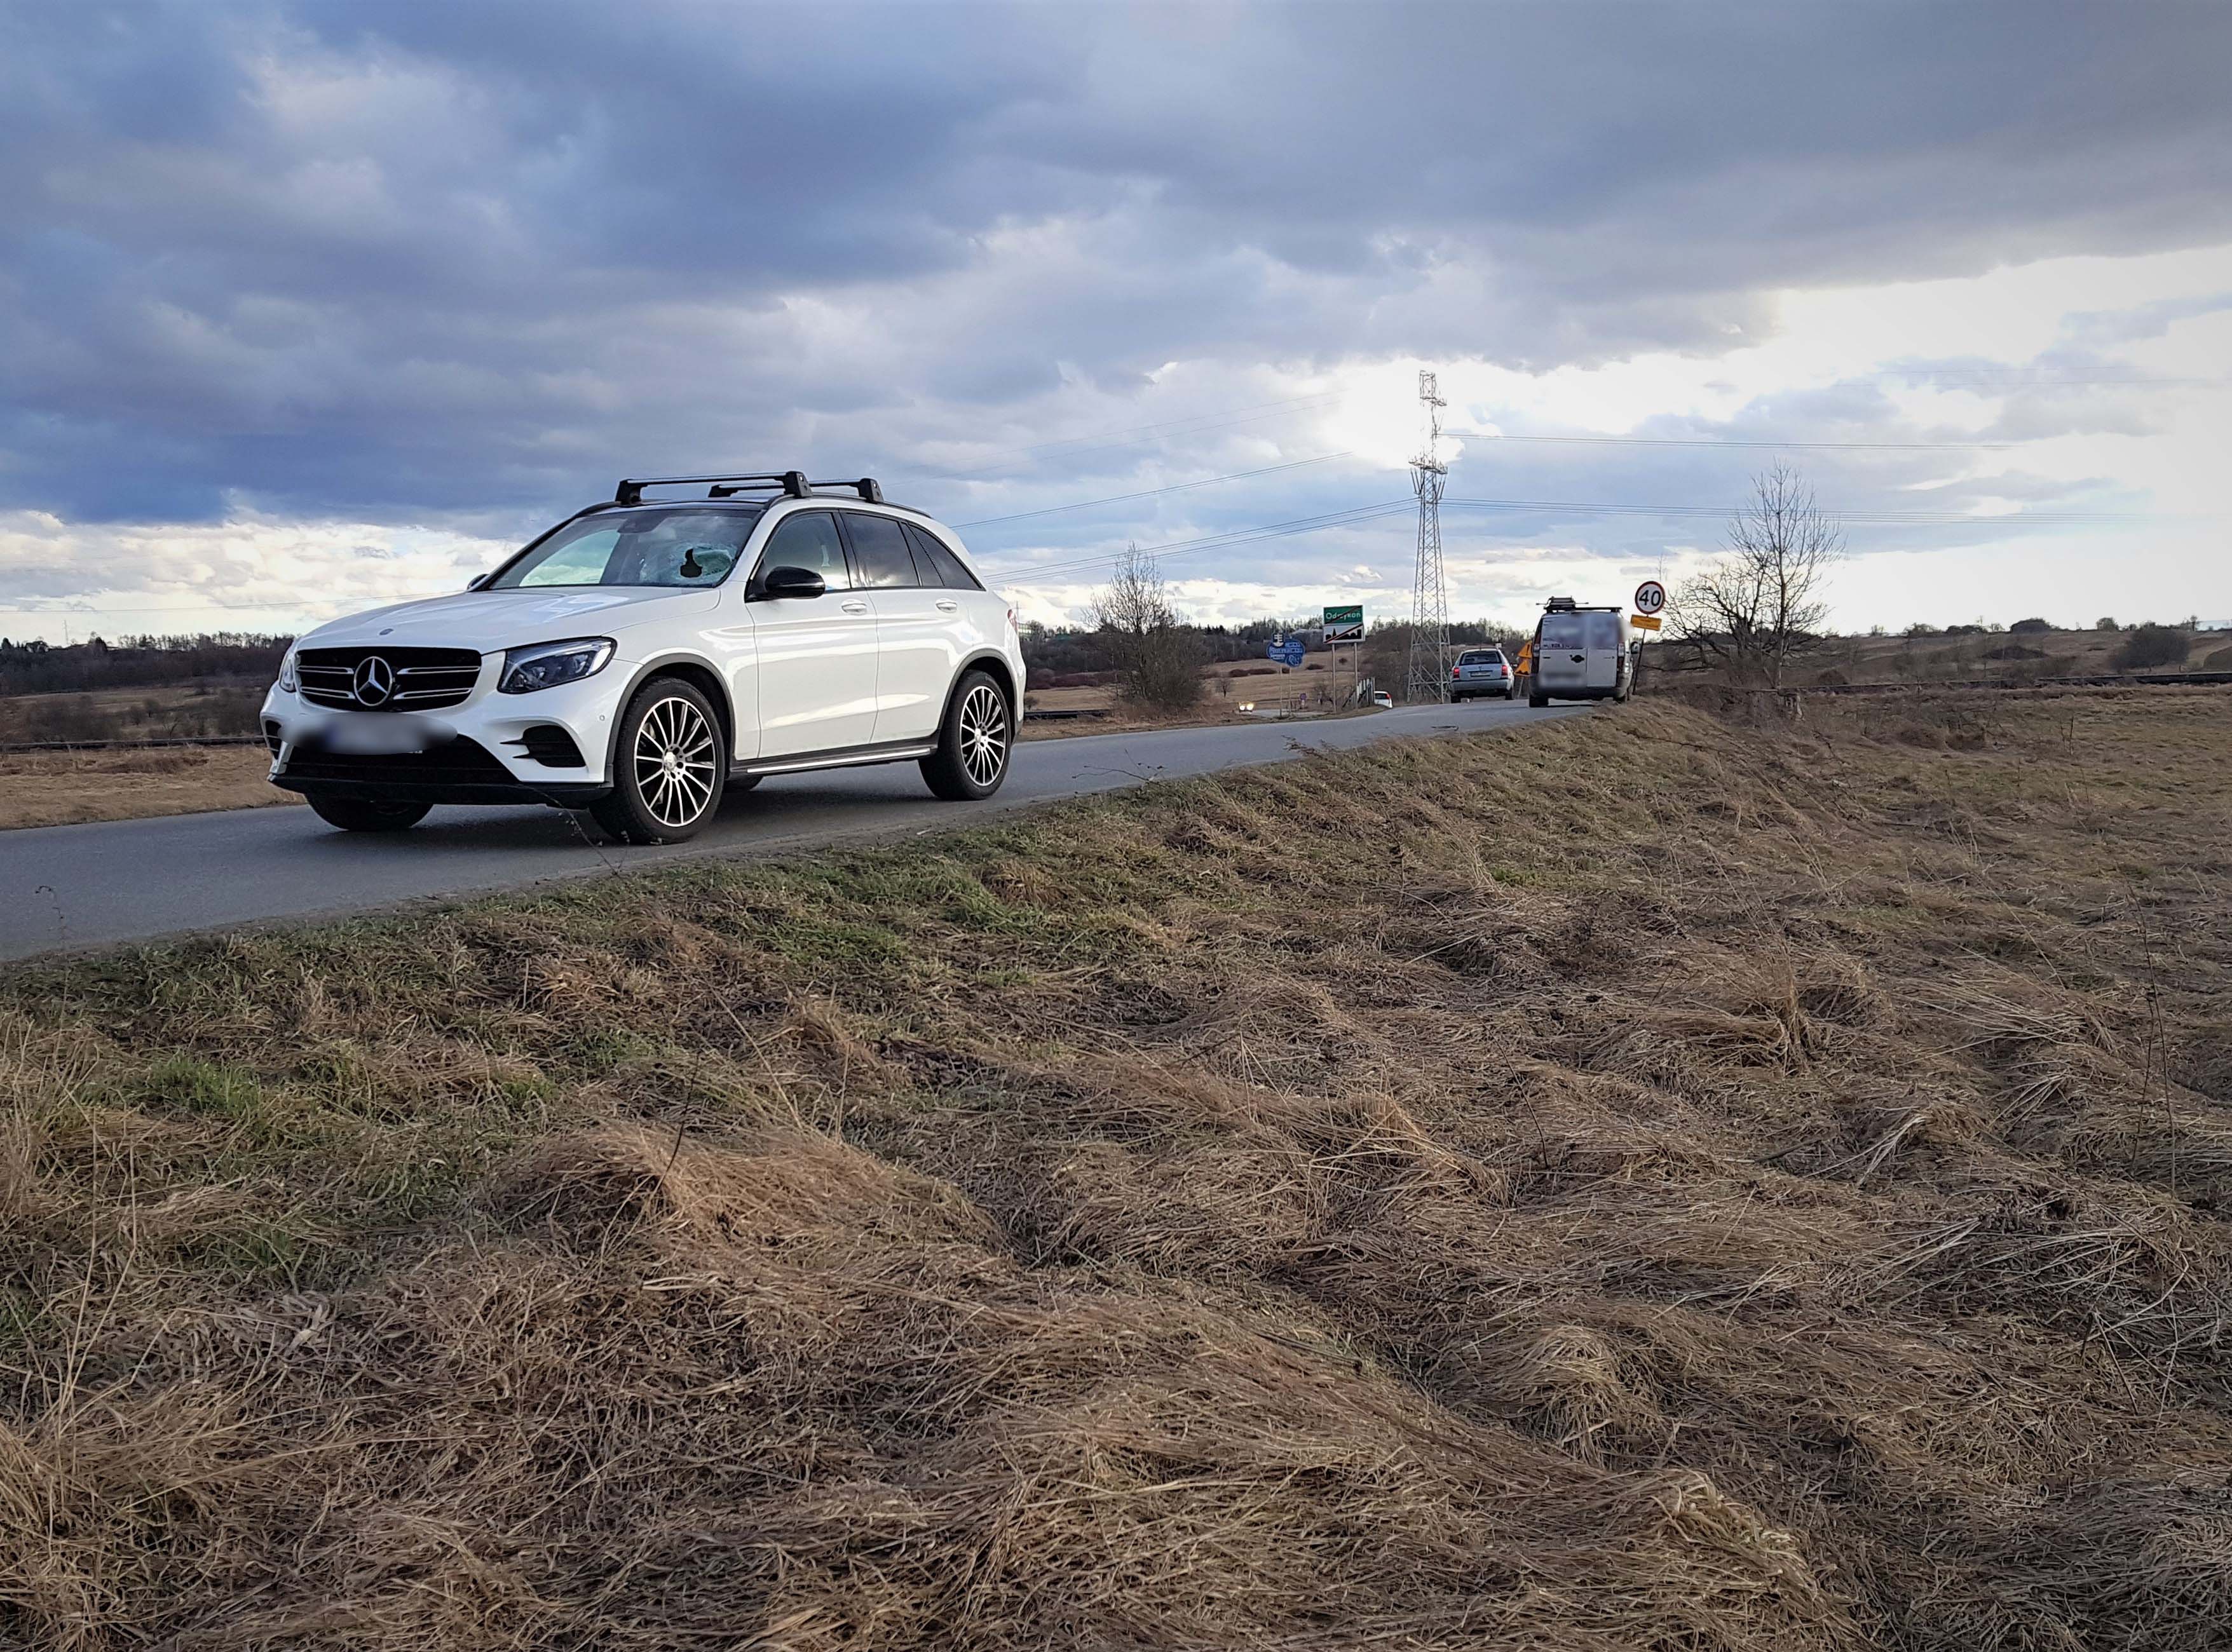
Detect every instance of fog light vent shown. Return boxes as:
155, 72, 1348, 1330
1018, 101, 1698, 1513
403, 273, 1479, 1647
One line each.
517, 724, 586, 768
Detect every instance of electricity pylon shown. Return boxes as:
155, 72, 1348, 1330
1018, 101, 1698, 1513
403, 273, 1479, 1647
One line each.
1405, 369, 1450, 703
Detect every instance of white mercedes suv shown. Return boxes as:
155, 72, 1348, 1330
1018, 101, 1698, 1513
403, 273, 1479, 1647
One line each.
260, 471, 1026, 844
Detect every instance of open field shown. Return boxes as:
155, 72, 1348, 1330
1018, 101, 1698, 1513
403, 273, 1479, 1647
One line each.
1644, 623, 2232, 689
0, 746, 297, 831
0, 679, 267, 746
4, 690, 2230, 1648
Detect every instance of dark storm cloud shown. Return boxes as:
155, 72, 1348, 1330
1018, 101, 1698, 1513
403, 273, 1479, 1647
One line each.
0, 0, 2226, 552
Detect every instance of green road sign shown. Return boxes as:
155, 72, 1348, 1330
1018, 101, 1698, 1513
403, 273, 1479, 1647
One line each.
1323, 604, 1364, 643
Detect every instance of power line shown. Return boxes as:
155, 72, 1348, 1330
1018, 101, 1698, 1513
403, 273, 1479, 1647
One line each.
951, 451, 1355, 529
1872, 369, 2228, 386
992, 501, 1419, 587
1443, 430, 2024, 452
897, 393, 1347, 489
970, 389, 1344, 459
1441, 495, 2169, 525
18, 491, 2157, 618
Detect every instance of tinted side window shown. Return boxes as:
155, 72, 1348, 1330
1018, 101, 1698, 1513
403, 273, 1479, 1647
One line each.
756, 511, 850, 591
844, 513, 920, 588
904, 523, 982, 591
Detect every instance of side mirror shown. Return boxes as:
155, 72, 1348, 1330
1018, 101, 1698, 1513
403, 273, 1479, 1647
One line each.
756, 564, 826, 601
466, 572, 493, 592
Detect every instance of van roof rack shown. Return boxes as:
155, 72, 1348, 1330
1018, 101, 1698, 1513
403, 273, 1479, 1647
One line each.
1546, 596, 1577, 611
615, 471, 811, 506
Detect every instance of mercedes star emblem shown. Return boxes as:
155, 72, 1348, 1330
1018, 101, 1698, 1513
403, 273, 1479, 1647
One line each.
353, 655, 395, 707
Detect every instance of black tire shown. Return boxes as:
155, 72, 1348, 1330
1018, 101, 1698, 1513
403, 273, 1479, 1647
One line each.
308, 793, 430, 832
1528, 692, 1549, 708
921, 669, 1012, 801
589, 677, 726, 844
1504, 684, 1518, 700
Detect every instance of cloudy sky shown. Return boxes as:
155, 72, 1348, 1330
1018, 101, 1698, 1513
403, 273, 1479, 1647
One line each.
3, 0, 2228, 644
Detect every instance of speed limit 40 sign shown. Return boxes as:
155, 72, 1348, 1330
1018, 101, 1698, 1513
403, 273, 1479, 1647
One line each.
1633, 579, 1666, 616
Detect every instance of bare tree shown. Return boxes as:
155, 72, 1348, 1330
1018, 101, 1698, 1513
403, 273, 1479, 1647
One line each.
1669, 463, 1841, 686
1091, 543, 1204, 710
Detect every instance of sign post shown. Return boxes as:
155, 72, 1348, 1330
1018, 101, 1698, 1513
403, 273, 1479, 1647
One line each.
1323, 606, 1364, 706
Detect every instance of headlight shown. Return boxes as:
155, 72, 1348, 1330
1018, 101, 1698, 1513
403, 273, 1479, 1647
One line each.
278, 650, 299, 693
498, 637, 615, 694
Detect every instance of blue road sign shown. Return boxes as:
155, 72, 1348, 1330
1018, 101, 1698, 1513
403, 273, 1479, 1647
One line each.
1266, 638, 1306, 667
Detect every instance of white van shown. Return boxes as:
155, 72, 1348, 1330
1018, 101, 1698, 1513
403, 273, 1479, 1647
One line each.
1525, 597, 1633, 707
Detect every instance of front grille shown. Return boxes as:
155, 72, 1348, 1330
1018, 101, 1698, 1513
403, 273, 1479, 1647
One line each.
282, 735, 517, 787
297, 646, 483, 712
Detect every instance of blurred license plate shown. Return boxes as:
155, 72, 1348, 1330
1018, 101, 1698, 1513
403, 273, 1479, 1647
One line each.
303, 717, 452, 756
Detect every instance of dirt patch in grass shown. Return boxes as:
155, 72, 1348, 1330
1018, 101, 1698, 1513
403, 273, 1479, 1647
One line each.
0, 745, 296, 830
4, 689, 2230, 1648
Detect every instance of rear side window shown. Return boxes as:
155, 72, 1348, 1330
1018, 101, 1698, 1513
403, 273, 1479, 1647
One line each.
904, 523, 982, 591
843, 513, 920, 588
755, 511, 851, 591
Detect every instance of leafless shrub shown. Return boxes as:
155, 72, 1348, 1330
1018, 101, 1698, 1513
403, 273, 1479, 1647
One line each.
1091, 543, 1205, 711
1669, 464, 1841, 686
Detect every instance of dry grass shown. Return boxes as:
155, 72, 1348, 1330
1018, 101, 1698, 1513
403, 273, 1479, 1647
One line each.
1645, 623, 2224, 689
3, 689, 2230, 1648
0, 747, 297, 830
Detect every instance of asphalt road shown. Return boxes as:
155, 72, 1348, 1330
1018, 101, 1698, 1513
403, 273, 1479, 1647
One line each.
0, 699, 1582, 963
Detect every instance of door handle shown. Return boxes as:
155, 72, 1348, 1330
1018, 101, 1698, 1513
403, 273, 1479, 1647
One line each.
935, 599, 960, 613
841, 600, 870, 614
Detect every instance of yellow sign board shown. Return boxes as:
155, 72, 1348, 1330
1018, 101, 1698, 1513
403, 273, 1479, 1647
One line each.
1630, 614, 1663, 632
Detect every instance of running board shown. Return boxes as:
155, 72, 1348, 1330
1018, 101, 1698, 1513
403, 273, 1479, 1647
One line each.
735, 741, 937, 779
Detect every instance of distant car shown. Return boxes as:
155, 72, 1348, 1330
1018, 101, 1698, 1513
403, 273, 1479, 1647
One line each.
1370, 690, 1394, 709
1449, 647, 1516, 701
260, 470, 1025, 844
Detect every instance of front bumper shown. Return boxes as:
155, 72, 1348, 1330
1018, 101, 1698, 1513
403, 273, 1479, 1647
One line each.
261, 660, 625, 806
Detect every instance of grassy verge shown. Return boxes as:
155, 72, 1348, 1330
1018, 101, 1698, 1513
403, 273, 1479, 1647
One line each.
4, 691, 2229, 1648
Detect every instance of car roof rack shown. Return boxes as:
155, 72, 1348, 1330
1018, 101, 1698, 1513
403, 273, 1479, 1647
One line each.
810, 477, 885, 503
615, 471, 810, 506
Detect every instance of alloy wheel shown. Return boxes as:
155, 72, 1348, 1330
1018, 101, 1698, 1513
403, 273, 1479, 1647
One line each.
632, 694, 718, 829
958, 682, 1009, 789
